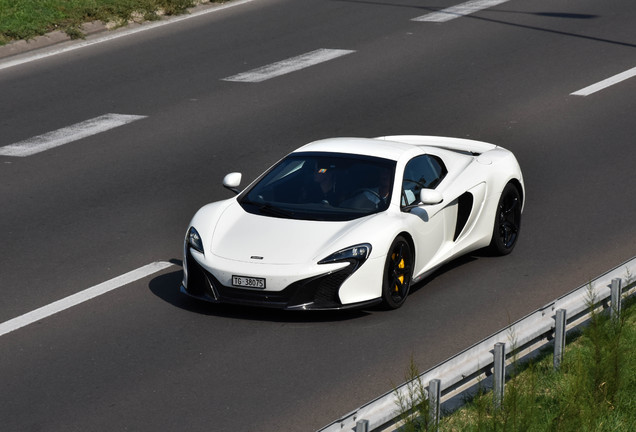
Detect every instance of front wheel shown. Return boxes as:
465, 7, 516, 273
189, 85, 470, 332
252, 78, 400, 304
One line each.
381, 236, 413, 309
489, 182, 521, 255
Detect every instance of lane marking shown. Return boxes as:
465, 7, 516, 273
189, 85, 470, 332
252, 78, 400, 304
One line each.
0, 113, 147, 157
413, 0, 510, 22
0, 261, 175, 338
0, 0, 258, 72
571, 66, 636, 96
222, 48, 356, 83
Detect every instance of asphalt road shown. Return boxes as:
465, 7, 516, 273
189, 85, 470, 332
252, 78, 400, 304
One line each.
1, 0, 634, 430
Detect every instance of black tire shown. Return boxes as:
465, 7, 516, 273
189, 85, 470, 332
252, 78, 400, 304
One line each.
489, 182, 522, 255
381, 236, 413, 309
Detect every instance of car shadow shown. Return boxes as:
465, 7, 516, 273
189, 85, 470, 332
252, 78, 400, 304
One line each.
404, 252, 487, 298
148, 261, 371, 323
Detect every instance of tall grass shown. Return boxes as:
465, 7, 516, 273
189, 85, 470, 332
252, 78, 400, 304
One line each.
394, 356, 431, 432
396, 295, 636, 431
0, 0, 221, 45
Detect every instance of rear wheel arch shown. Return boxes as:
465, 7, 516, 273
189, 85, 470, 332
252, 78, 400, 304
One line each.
489, 181, 522, 255
508, 178, 524, 207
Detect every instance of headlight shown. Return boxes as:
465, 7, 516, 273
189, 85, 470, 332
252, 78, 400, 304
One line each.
187, 227, 204, 254
318, 243, 372, 265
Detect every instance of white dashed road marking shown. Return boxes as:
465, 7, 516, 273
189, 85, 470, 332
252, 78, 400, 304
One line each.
413, 0, 510, 22
571, 66, 636, 96
222, 49, 356, 83
0, 261, 175, 337
0, 113, 147, 157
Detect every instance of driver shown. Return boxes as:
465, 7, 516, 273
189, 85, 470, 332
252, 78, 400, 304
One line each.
342, 166, 392, 210
362, 166, 392, 208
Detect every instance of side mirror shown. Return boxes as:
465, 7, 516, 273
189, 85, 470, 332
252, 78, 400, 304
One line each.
419, 189, 443, 205
223, 172, 242, 195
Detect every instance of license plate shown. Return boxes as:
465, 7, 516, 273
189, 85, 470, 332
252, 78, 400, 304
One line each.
232, 275, 266, 289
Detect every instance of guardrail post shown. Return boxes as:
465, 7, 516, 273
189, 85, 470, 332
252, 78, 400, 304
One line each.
429, 379, 441, 430
355, 419, 369, 432
554, 309, 567, 371
493, 342, 505, 410
610, 278, 622, 320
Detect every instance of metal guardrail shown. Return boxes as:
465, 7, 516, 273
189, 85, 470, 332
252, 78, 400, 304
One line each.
318, 256, 636, 432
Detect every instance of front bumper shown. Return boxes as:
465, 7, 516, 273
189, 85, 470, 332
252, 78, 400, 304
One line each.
181, 250, 381, 310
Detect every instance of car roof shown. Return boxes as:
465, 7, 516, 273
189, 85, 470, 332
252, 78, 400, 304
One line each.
293, 138, 420, 161
293, 136, 497, 161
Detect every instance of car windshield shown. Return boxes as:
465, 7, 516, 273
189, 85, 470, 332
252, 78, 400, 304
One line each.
239, 152, 396, 221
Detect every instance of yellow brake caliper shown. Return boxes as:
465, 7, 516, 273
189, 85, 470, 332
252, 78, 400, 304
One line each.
392, 253, 405, 292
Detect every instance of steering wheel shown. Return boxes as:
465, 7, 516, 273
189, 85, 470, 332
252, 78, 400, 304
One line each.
349, 188, 382, 200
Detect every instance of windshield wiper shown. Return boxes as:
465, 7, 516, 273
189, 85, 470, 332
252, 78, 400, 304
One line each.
241, 199, 295, 218
259, 203, 295, 218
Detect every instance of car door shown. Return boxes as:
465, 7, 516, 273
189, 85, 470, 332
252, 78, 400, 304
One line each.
400, 154, 457, 277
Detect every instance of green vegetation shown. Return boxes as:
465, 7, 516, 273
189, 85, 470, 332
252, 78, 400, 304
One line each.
396, 295, 636, 431
0, 0, 224, 46
395, 356, 433, 432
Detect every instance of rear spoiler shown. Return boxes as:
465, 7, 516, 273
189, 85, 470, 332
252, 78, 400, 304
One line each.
376, 135, 498, 155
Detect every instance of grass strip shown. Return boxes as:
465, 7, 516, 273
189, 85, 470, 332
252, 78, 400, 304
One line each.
397, 294, 636, 431
0, 0, 223, 45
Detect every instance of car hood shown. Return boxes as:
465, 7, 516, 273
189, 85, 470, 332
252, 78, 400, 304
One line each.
209, 201, 365, 265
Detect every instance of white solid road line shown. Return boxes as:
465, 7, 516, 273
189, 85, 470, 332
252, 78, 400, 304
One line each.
222, 49, 356, 83
571, 66, 636, 96
0, 113, 147, 157
0, 261, 175, 338
413, 0, 509, 22
0, 0, 258, 72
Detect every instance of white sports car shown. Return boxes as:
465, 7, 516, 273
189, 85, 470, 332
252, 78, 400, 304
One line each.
181, 136, 524, 310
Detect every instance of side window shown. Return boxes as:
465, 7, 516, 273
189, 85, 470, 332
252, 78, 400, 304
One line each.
401, 155, 447, 206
